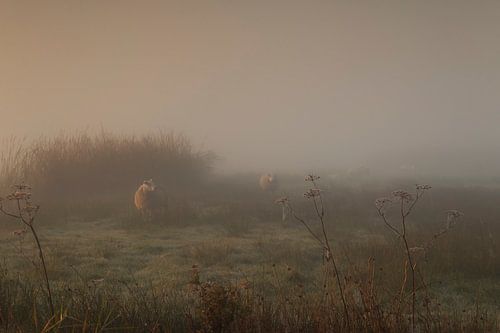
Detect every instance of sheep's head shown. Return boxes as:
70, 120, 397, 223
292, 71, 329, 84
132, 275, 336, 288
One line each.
142, 179, 156, 192
260, 173, 278, 192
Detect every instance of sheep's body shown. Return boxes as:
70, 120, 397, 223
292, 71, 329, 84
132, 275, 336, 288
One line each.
134, 179, 167, 221
259, 173, 278, 192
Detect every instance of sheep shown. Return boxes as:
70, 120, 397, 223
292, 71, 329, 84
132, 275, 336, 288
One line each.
134, 179, 167, 221
259, 173, 278, 193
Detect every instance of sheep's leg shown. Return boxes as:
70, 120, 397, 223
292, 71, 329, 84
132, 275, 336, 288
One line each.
140, 208, 151, 222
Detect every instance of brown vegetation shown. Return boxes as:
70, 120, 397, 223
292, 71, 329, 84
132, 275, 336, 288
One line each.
0, 131, 215, 221
0, 131, 214, 198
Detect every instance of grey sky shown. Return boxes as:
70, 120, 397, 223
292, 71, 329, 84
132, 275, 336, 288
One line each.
1, 1, 500, 176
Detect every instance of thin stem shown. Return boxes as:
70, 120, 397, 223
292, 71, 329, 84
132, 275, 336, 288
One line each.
286, 186, 350, 328
404, 190, 422, 218
311, 180, 324, 218
376, 208, 402, 237
0, 197, 54, 317
312, 195, 350, 328
398, 260, 409, 319
287, 204, 324, 247
377, 188, 428, 332
28, 223, 55, 317
402, 233, 416, 332
0, 205, 22, 219
400, 198, 415, 332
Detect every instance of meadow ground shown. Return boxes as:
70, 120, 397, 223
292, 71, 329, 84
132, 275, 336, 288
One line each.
0, 192, 498, 332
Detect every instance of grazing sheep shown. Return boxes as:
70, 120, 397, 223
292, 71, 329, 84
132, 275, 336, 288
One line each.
259, 173, 278, 193
134, 179, 167, 221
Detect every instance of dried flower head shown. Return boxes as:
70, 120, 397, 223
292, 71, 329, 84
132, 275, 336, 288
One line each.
274, 197, 289, 205
11, 184, 32, 191
446, 210, 464, 229
23, 204, 40, 214
392, 190, 413, 203
446, 210, 464, 218
375, 197, 392, 210
305, 174, 320, 182
13, 229, 27, 237
409, 246, 426, 253
303, 188, 322, 199
7, 191, 31, 201
416, 184, 432, 191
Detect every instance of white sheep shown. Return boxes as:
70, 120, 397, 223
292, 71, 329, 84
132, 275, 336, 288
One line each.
134, 179, 167, 221
259, 173, 278, 193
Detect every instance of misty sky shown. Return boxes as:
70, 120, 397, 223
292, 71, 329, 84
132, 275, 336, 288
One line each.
1, 1, 500, 176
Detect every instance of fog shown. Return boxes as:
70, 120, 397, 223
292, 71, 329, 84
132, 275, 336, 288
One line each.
1, 0, 500, 177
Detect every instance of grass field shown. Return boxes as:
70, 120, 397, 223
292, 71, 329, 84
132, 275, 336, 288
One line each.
0, 133, 499, 332
0, 182, 499, 332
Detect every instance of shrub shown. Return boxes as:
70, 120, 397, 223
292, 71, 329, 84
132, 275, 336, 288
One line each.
0, 131, 215, 220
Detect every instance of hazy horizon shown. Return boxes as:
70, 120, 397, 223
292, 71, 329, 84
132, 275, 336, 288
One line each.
1, 1, 500, 177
